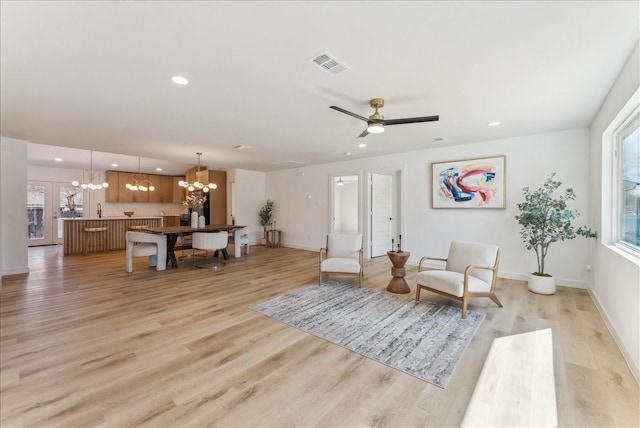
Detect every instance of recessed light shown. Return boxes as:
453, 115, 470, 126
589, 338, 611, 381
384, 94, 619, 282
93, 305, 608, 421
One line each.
54, 157, 63, 162
358, 143, 367, 148
111, 163, 119, 167
344, 152, 352, 156
488, 121, 501, 127
156, 168, 162, 172
171, 76, 189, 85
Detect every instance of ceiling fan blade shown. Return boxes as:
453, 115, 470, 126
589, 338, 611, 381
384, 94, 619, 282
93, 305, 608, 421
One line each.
357, 128, 369, 138
330, 106, 369, 122
383, 115, 439, 125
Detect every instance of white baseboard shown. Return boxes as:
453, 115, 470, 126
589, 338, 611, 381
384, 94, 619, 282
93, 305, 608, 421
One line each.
408, 258, 590, 289
1, 265, 29, 276
588, 288, 640, 385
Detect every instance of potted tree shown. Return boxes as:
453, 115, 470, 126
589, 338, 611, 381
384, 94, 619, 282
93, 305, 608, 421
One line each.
258, 199, 274, 245
515, 173, 597, 294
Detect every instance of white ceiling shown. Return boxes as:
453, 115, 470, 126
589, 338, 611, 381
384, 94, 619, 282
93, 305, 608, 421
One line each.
1, 1, 639, 175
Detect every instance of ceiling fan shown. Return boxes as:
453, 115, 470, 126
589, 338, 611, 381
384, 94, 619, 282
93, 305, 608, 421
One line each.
330, 98, 439, 138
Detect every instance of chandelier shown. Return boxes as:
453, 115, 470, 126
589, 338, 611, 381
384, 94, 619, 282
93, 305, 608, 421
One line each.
71, 150, 110, 190
125, 157, 155, 192
178, 152, 217, 193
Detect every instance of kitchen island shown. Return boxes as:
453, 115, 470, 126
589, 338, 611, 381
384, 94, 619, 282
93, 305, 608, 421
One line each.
62, 217, 162, 255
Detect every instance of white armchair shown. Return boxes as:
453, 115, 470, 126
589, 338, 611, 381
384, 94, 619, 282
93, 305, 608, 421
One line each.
319, 233, 363, 287
126, 231, 167, 273
415, 241, 502, 319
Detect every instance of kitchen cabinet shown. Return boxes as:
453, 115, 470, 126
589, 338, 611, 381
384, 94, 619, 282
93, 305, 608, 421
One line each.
172, 176, 185, 204
148, 175, 172, 203
106, 171, 119, 202
105, 171, 185, 204
206, 170, 227, 224
117, 172, 149, 203
162, 216, 181, 227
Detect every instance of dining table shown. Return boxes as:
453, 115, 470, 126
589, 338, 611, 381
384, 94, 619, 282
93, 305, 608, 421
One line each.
144, 224, 247, 269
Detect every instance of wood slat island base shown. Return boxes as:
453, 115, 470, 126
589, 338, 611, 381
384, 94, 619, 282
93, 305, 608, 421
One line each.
62, 217, 162, 255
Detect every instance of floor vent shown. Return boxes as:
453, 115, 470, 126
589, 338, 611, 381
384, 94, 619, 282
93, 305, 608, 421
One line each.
308, 51, 350, 76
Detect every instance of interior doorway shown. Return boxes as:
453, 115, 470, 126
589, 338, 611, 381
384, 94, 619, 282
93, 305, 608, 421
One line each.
330, 174, 359, 235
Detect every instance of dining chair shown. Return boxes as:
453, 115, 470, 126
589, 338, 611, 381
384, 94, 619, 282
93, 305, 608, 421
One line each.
192, 231, 229, 269
125, 231, 167, 272
228, 227, 250, 255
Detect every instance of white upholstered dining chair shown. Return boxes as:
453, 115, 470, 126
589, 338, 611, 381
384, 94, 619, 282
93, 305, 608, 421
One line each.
192, 231, 229, 269
415, 241, 502, 319
125, 231, 167, 273
228, 227, 250, 255
319, 233, 363, 287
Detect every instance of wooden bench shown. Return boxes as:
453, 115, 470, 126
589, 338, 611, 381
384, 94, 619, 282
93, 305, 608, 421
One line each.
461, 328, 557, 427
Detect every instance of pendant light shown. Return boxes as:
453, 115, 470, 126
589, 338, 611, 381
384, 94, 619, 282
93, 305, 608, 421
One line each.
125, 157, 155, 192
71, 150, 110, 190
178, 152, 217, 193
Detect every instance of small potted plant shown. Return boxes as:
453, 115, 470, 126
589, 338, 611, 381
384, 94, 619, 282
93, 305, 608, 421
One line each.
515, 173, 597, 294
258, 199, 274, 245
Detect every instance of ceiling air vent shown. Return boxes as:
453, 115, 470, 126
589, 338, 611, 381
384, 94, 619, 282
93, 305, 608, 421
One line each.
308, 51, 350, 76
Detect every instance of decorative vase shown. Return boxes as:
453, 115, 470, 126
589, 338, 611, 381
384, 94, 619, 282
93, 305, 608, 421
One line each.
198, 215, 205, 228
190, 211, 198, 228
528, 273, 556, 295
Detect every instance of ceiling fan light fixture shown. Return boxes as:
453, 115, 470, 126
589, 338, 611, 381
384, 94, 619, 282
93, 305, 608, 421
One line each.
367, 122, 385, 134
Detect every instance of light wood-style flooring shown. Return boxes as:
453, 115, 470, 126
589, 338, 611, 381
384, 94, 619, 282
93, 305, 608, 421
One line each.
1, 245, 638, 427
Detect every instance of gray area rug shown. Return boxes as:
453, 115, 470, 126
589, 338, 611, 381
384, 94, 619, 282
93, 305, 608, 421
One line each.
251, 281, 485, 388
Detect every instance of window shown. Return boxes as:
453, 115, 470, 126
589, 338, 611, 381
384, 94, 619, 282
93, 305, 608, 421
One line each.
615, 108, 640, 254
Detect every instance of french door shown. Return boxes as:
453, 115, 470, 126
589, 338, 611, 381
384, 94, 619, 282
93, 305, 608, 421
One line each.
27, 181, 84, 246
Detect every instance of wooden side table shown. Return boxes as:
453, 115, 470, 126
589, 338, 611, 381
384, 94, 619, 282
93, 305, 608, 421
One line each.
387, 251, 411, 294
266, 229, 282, 248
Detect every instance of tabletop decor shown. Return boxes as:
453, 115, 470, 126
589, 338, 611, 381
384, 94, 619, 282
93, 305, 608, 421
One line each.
251, 281, 485, 388
432, 155, 505, 209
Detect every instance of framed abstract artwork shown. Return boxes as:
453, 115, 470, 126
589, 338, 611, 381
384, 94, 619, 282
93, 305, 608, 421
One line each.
431, 156, 506, 209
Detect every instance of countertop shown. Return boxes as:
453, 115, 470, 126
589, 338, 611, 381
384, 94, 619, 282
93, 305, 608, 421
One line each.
61, 216, 163, 220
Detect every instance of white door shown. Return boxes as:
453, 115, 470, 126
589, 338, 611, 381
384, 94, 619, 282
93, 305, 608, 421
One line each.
28, 182, 84, 246
370, 173, 393, 257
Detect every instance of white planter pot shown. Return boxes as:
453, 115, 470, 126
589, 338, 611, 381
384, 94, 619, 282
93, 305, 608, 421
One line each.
528, 273, 556, 295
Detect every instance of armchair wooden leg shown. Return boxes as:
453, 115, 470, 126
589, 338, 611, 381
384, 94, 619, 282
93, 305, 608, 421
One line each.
490, 293, 503, 308
319, 271, 322, 285
415, 286, 421, 301
461, 295, 468, 319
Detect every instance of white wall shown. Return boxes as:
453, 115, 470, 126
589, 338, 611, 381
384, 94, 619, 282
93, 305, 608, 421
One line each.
229, 169, 266, 245
267, 128, 593, 287
1, 138, 29, 277
588, 41, 640, 382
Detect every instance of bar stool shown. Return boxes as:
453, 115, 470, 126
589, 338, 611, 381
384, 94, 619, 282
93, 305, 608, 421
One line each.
127, 224, 149, 231
84, 222, 108, 254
